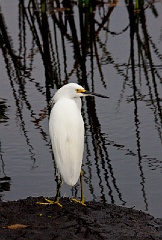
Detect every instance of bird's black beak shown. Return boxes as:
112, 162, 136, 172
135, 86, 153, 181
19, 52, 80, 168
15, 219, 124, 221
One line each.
83, 90, 109, 98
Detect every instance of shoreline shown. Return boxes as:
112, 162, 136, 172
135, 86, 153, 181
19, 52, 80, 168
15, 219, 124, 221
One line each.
0, 196, 162, 239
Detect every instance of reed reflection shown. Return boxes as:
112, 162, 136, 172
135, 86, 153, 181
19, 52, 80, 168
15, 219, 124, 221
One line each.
126, 0, 162, 210
0, 141, 11, 200
0, 0, 161, 211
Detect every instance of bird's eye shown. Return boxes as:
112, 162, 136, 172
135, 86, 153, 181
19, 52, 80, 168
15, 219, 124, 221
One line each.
76, 89, 86, 93
76, 89, 81, 93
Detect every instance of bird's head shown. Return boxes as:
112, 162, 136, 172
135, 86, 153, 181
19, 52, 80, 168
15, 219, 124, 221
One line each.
52, 83, 108, 104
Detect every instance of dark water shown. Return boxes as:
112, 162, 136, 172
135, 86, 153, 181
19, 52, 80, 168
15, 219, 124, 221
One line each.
0, 0, 162, 217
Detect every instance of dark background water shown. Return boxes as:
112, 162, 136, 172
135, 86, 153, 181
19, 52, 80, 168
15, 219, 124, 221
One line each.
0, 0, 162, 217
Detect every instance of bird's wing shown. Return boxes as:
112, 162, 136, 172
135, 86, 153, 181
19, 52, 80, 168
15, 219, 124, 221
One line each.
49, 99, 84, 186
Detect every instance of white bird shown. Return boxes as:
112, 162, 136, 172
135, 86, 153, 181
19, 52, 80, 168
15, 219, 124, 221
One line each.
40, 83, 108, 207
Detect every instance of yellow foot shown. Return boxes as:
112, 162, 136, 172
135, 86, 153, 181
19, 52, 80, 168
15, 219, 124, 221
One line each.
37, 198, 62, 207
70, 198, 86, 206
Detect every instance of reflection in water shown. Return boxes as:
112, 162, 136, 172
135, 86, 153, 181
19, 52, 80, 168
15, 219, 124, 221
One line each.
0, 0, 162, 216
0, 101, 11, 199
0, 99, 9, 123
127, 1, 162, 211
0, 141, 11, 200
84, 97, 126, 204
128, 1, 148, 211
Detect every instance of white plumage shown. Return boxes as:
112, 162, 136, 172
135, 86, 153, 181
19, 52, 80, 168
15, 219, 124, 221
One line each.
47, 83, 108, 205
49, 83, 85, 186
49, 96, 84, 185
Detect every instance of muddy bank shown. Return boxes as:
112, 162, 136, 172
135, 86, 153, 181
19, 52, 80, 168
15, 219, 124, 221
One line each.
0, 197, 162, 240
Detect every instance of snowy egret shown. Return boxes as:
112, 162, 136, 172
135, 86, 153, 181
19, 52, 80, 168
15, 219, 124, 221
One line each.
40, 83, 108, 207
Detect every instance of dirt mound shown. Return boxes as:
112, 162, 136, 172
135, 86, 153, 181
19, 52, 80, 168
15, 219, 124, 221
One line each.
0, 197, 161, 240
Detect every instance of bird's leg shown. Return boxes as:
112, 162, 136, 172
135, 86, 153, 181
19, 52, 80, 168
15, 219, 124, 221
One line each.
54, 178, 62, 204
80, 170, 86, 205
70, 170, 86, 206
37, 178, 63, 207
